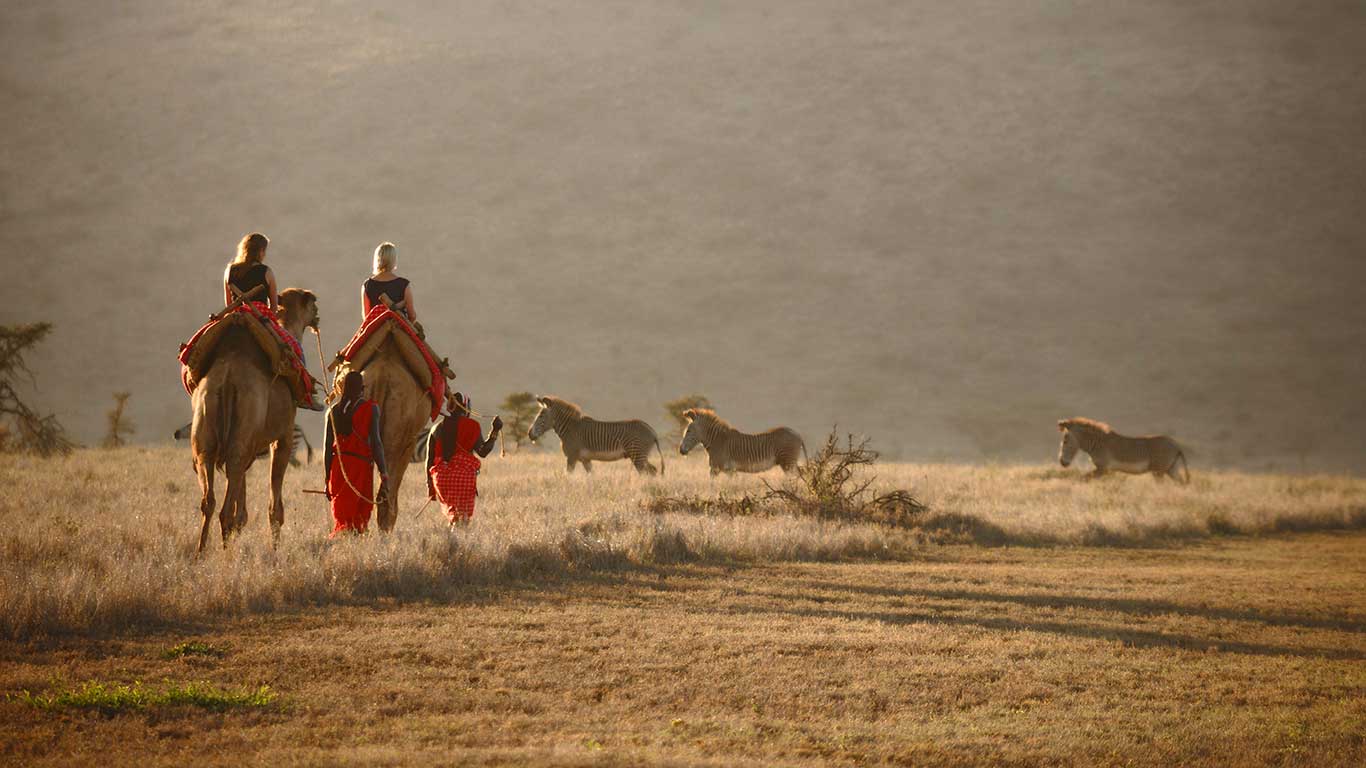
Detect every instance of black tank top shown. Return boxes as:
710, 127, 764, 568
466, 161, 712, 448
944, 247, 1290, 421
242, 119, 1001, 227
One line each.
364, 276, 410, 311
227, 262, 269, 301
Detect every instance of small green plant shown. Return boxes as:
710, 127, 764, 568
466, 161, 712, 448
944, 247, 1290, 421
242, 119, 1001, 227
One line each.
162, 641, 226, 660
18, 680, 275, 714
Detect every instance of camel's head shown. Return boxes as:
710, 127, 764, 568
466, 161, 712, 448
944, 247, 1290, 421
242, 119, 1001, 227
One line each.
279, 288, 320, 332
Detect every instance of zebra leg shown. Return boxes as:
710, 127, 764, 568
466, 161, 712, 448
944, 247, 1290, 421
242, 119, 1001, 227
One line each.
581, 460, 593, 473
565, 455, 577, 473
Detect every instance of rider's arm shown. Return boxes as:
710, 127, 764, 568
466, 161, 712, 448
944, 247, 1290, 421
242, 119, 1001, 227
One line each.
361, 284, 372, 321
370, 406, 388, 479
323, 410, 335, 488
403, 283, 417, 323
264, 267, 279, 312
223, 265, 234, 306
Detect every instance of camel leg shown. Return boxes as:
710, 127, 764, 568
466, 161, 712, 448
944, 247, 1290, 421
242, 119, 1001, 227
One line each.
267, 439, 290, 547
220, 457, 248, 547
196, 459, 216, 555
376, 461, 407, 533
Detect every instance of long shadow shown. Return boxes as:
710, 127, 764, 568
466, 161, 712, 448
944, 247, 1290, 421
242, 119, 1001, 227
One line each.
712, 602, 1366, 661
779, 578, 1366, 634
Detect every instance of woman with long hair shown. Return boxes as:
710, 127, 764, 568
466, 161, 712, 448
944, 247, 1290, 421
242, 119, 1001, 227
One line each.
425, 392, 501, 525
324, 371, 389, 535
362, 242, 417, 322
223, 232, 278, 311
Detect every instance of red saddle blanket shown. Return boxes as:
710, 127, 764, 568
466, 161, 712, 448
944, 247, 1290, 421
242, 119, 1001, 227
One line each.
335, 305, 447, 419
178, 302, 315, 407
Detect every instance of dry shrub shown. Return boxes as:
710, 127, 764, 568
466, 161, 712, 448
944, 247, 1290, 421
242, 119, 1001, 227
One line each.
764, 431, 928, 527
648, 431, 928, 528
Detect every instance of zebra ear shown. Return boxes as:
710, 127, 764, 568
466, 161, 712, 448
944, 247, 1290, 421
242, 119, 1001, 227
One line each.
683, 409, 696, 420
537, 396, 549, 406
1057, 420, 1067, 432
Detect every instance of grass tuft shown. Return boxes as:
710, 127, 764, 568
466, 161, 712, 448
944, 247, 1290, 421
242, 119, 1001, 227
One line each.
163, 640, 226, 660
18, 680, 276, 714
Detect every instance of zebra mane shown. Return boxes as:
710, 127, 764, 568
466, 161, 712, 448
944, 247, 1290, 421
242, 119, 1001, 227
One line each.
1058, 417, 1112, 436
688, 408, 735, 431
541, 396, 584, 419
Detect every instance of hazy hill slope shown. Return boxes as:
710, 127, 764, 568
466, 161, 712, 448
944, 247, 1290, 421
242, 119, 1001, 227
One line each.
2, 0, 1363, 469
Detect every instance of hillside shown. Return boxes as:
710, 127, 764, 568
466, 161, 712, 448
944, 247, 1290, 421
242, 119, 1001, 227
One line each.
2, 0, 1363, 469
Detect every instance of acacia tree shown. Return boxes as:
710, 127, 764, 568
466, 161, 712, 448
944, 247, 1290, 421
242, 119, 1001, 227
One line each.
664, 394, 712, 445
498, 391, 540, 451
0, 322, 75, 456
102, 391, 136, 448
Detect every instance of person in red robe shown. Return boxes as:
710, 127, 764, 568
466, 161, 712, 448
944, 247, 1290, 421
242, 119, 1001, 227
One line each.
324, 371, 389, 536
426, 392, 501, 526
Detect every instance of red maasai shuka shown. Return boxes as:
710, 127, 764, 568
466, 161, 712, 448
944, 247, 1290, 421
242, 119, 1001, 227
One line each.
337, 305, 446, 419
328, 400, 377, 536
177, 302, 315, 406
429, 418, 483, 523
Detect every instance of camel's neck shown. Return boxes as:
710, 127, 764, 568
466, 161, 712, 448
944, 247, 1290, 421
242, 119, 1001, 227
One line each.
279, 312, 309, 342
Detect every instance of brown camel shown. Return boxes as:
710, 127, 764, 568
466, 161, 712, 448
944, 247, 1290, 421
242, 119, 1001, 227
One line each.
336, 336, 435, 532
189, 289, 319, 552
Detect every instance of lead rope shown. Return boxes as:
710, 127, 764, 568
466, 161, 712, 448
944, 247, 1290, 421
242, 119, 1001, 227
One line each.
311, 326, 332, 396
328, 406, 383, 506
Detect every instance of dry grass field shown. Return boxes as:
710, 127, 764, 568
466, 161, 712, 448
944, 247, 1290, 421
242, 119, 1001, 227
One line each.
1, 448, 1364, 765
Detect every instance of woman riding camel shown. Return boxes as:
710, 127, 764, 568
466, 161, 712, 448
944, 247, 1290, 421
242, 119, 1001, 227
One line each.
222, 232, 323, 409
324, 371, 389, 536
362, 242, 417, 323
426, 392, 502, 526
224, 232, 278, 311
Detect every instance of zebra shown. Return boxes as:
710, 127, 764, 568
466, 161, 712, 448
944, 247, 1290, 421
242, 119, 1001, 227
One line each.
679, 408, 804, 475
528, 396, 665, 475
175, 422, 313, 467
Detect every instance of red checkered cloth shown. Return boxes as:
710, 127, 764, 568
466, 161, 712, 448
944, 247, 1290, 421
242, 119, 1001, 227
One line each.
337, 305, 446, 419
178, 302, 315, 406
431, 452, 481, 523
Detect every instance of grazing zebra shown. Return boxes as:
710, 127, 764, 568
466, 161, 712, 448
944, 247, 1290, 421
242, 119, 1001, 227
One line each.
1058, 417, 1189, 483
174, 422, 313, 466
680, 408, 804, 475
528, 396, 665, 475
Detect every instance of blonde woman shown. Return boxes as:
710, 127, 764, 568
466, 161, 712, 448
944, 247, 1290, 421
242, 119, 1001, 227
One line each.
223, 232, 277, 311
362, 242, 417, 322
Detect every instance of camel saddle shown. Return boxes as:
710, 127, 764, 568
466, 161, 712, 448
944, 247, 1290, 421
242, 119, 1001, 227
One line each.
330, 305, 454, 419
178, 303, 315, 406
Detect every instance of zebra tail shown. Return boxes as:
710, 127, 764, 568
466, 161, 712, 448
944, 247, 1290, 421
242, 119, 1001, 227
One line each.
655, 436, 666, 476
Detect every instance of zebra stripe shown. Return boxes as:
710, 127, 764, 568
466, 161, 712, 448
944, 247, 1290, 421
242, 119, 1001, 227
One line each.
680, 409, 804, 475
530, 396, 664, 475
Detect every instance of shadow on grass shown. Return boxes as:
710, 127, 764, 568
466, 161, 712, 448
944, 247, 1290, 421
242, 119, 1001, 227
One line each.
780, 578, 1366, 634
711, 601, 1366, 661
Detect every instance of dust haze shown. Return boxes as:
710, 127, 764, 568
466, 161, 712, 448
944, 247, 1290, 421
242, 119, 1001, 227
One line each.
3, 0, 1363, 471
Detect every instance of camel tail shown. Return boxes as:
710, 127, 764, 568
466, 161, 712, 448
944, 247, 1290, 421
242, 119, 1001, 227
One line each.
216, 383, 236, 470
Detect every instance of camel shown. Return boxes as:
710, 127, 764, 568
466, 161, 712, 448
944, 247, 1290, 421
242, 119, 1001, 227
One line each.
346, 337, 433, 531
189, 289, 319, 552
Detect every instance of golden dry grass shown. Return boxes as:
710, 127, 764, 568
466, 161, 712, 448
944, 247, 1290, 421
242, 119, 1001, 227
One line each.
2, 535, 1363, 765
1, 447, 1364, 639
